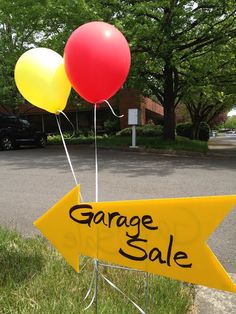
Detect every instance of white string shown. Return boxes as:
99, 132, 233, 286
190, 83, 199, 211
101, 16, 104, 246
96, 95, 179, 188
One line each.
56, 115, 78, 186
57, 110, 75, 138
85, 102, 133, 313
83, 265, 96, 301
83, 105, 100, 312
83, 286, 97, 311
83, 261, 99, 311
80, 257, 91, 274
57, 106, 145, 312
99, 271, 145, 314
103, 99, 124, 118
94, 104, 98, 203
99, 263, 143, 272
56, 112, 84, 202
93, 104, 99, 313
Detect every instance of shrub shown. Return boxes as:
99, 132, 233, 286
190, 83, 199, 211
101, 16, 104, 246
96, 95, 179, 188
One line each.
104, 119, 120, 134
142, 124, 163, 136
116, 127, 132, 136
176, 122, 210, 141
117, 124, 163, 137
199, 122, 210, 141
176, 123, 192, 139
135, 126, 145, 135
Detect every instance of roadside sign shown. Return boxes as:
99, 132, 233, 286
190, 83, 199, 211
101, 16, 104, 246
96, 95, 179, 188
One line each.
34, 185, 236, 293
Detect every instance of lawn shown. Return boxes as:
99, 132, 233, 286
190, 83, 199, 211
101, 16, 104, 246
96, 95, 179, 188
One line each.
48, 134, 208, 154
0, 227, 193, 313
99, 135, 208, 153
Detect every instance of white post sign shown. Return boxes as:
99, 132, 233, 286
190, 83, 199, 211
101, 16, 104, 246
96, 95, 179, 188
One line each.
128, 109, 139, 148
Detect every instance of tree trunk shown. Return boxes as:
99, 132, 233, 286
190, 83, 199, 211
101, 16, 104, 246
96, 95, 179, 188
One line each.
192, 119, 201, 140
163, 61, 176, 140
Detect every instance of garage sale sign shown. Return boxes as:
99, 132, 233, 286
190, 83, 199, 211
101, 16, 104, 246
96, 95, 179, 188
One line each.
34, 185, 236, 293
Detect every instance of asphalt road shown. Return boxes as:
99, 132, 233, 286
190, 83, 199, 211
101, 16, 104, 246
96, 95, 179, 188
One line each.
0, 142, 236, 274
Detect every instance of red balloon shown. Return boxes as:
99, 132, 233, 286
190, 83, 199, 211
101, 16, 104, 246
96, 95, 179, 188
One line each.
64, 21, 131, 104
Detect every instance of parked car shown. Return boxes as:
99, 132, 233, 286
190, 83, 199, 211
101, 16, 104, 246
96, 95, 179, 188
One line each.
0, 114, 47, 150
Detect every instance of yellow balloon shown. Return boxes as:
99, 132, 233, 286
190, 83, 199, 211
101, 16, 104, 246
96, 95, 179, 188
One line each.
14, 48, 71, 114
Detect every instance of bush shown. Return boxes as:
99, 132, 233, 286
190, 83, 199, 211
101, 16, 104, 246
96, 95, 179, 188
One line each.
104, 119, 120, 134
199, 122, 210, 141
135, 126, 145, 135
176, 123, 192, 139
117, 127, 143, 136
117, 124, 163, 137
116, 127, 132, 136
142, 124, 163, 136
176, 122, 210, 141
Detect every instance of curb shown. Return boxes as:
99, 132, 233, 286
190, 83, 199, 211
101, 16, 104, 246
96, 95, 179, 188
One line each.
48, 143, 236, 158
193, 273, 236, 313
47, 143, 209, 158
97, 145, 209, 158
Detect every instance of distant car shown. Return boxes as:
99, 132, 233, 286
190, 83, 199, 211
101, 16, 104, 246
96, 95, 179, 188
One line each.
0, 114, 47, 150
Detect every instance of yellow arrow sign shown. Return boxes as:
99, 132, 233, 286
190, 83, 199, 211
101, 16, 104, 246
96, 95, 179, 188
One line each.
34, 185, 236, 293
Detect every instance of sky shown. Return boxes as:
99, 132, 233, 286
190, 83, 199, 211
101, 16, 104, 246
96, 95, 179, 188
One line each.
227, 109, 236, 117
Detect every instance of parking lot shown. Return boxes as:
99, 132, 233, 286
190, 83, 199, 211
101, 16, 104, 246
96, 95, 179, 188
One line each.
0, 144, 236, 274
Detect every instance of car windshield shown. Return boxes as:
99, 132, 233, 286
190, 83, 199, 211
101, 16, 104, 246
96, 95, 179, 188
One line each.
19, 119, 31, 128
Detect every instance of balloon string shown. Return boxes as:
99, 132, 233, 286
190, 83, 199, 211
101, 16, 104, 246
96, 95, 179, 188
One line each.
83, 104, 100, 311
83, 263, 145, 313
83, 263, 98, 311
57, 110, 75, 138
99, 271, 145, 314
84, 103, 124, 312
83, 265, 96, 301
56, 112, 84, 202
103, 99, 124, 118
80, 257, 90, 273
55, 115, 79, 186
93, 104, 99, 313
83, 283, 97, 311
94, 104, 98, 203
99, 263, 142, 272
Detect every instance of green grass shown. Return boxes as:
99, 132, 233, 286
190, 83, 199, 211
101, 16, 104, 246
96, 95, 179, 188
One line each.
48, 134, 208, 154
0, 227, 193, 313
99, 135, 208, 153
47, 134, 96, 145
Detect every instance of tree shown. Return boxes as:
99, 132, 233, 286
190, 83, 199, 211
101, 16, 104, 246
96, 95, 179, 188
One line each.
1, 0, 236, 138
175, 102, 191, 124
225, 116, 236, 130
0, 0, 91, 112
39, 0, 93, 52
209, 112, 228, 129
181, 36, 236, 139
183, 84, 235, 139
0, 0, 50, 111
86, 0, 236, 140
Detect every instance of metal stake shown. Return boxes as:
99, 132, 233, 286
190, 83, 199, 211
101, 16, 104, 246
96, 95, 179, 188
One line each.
145, 272, 149, 313
94, 259, 99, 313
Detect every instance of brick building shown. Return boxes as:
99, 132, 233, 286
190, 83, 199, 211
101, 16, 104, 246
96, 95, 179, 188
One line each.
119, 89, 163, 129
0, 89, 163, 133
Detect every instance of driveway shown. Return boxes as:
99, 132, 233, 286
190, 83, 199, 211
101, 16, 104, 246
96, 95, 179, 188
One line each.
209, 133, 236, 157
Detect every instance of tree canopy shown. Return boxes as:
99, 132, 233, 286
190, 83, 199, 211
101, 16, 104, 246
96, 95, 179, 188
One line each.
87, 0, 236, 139
0, 0, 235, 141
225, 115, 236, 130
0, 0, 50, 110
0, 0, 90, 111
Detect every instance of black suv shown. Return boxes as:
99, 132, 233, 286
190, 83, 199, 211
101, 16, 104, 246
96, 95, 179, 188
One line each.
0, 114, 47, 150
